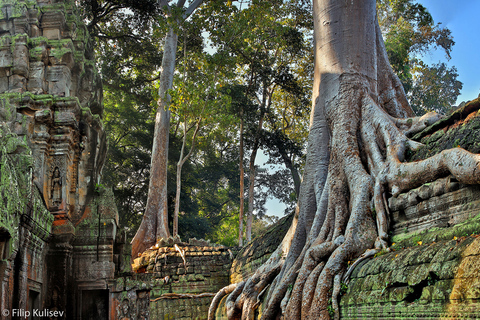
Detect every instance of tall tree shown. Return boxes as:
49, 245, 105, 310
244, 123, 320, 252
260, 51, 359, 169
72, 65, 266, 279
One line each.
131, 0, 204, 257
204, 0, 313, 244
86, 0, 242, 245
409, 61, 463, 114
210, 0, 480, 319
169, 51, 232, 236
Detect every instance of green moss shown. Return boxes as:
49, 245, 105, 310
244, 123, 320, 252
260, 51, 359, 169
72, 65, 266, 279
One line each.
391, 213, 480, 248
39, 2, 66, 12
9, 33, 28, 53
0, 125, 47, 256
29, 47, 45, 61
49, 46, 73, 59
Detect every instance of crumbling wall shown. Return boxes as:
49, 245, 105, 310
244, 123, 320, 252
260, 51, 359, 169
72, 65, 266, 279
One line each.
113, 239, 235, 320
230, 213, 293, 284
341, 216, 480, 319
339, 99, 480, 319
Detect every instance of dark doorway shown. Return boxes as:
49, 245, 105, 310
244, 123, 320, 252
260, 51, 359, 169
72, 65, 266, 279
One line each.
81, 290, 109, 320
28, 290, 40, 320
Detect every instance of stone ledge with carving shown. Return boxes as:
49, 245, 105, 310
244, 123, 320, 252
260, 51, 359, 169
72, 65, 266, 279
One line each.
339, 99, 480, 318
0, 0, 105, 226
386, 97, 480, 239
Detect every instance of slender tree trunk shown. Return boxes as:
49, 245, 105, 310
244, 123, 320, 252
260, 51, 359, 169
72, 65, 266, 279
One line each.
174, 121, 200, 237
245, 162, 255, 243
238, 108, 245, 246
245, 106, 265, 243
131, 28, 177, 257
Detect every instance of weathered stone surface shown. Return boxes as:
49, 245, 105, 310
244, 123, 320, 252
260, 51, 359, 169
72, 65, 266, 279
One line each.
114, 243, 235, 320
0, 1, 117, 319
341, 235, 480, 319
230, 212, 293, 284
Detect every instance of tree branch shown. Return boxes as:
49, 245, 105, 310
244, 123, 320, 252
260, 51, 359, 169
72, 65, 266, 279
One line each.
183, 0, 204, 18
176, 0, 187, 8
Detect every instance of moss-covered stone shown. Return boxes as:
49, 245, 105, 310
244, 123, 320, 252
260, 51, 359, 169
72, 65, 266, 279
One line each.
408, 98, 480, 161
230, 212, 293, 283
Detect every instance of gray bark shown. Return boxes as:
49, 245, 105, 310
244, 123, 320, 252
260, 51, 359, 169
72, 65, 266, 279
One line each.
239, 110, 245, 246
212, 0, 480, 319
174, 120, 200, 236
131, 0, 204, 257
131, 28, 177, 257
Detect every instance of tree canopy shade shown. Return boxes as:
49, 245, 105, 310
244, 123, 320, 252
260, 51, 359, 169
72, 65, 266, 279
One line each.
209, 0, 480, 319
202, 0, 313, 244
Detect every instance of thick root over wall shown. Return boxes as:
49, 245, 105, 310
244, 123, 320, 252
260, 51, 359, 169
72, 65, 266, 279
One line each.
209, 0, 480, 319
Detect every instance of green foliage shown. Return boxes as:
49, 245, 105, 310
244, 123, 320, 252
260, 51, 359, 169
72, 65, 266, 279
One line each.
206, 214, 239, 247
409, 61, 463, 114
377, 0, 461, 113
0, 122, 36, 252
202, 0, 312, 215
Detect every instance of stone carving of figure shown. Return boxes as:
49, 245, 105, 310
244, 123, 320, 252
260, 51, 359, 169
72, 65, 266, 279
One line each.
118, 299, 130, 320
49, 287, 60, 320
51, 167, 62, 205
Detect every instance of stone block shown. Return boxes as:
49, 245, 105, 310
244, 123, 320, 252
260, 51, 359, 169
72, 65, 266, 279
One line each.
27, 61, 46, 94
0, 19, 12, 34
40, 10, 65, 40
407, 264, 430, 286
8, 74, 26, 92
29, 24, 41, 37
12, 37, 29, 76
48, 40, 74, 68
432, 279, 453, 300
46, 65, 71, 96
0, 49, 13, 68
0, 68, 7, 93
29, 43, 48, 63
13, 16, 28, 34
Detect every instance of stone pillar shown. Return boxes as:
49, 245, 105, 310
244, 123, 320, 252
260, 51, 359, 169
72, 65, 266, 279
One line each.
46, 239, 74, 319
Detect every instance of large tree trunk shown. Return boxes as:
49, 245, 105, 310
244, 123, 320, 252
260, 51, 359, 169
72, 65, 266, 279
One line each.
131, 28, 177, 258
130, 0, 204, 258
211, 0, 480, 319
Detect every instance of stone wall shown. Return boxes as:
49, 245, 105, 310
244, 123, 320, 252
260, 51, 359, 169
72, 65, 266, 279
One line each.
0, 1, 122, 319
230, 213, 293, 284
341, 212, 480, 319
340, 99, 480, 319
112, 239, 235, 320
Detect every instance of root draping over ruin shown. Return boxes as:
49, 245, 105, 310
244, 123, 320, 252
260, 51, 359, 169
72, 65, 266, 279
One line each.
210, 0, 480, 319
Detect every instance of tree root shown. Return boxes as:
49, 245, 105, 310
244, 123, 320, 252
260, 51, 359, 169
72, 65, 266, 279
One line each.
208, 282, 244, 320
209, 1, 480, 318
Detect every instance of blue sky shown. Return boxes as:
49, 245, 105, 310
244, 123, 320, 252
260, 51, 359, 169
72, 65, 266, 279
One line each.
418, 0, 480, 103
